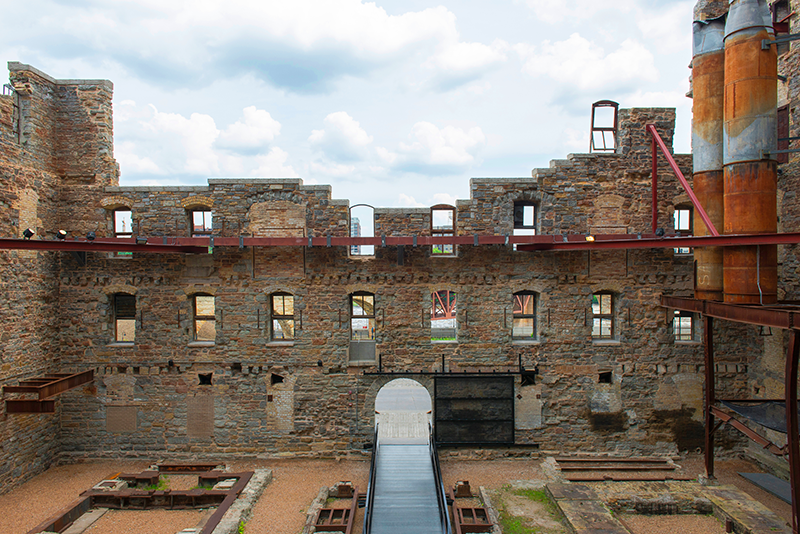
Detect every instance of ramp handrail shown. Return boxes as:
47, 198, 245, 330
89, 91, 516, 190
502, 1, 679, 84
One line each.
363, 424, 379, 534
429, 423, 452, 534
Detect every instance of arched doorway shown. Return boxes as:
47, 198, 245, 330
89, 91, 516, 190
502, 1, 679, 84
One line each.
374, 378, 432, 444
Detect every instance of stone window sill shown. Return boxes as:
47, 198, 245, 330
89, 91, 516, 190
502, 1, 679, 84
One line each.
107, 342, 135, 348
431, 340, 457, 345
267, 341, 295, 347
512, 339, 541, 345
188, 341, 215, 348
348, 360, 377, 367
592, 339, 621, 346
675, 340, 701, 346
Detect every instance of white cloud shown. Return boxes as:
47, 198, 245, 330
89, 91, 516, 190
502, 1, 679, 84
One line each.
515, 34, 658, 92
397, 122, 485, 171
250, 147, 299, 177
398, 194, 425, 207
217, 106, 282, 152
309, 111, 374, 162
426, 39, 508, 73
636, 2, 693, 54
431, 193, 457, 206
114, 101, 295, 179
522, 0, 635, 24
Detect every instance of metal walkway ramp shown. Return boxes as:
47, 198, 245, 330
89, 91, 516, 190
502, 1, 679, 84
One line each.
370, 444, 442, 534
364, 421, 451, 534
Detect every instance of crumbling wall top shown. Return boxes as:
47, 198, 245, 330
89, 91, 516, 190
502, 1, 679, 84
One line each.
8, 61, 113, 90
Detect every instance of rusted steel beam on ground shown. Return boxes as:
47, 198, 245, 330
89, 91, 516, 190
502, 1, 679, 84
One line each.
662, 296, 800, 330
785, 331, 800, 533
200, 471, 253, 534
25, 496, 92, 534
710, 406, 785, 456
157, 463, 220, 473
5, 399, 56, 413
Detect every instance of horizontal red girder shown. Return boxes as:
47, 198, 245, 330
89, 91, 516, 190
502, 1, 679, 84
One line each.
1, 232, 800, 253
662, 296, 800, 331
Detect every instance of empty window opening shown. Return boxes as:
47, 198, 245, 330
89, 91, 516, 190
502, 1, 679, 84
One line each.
592, 292, 614, 340
513, 291, 537, 340
271, 292, 295, 341
431, 290, 457, 342
674, 207, 692, 254
431, 205, 455, 255
198, 373, 213, 385
231, 362, 242, 373
190, 210, 213, 237
114, 294, 136, 343
267, 394, 274, 402
589, 100, 619, 153
513, 202, 536, 250
350, 204, 375, 256
351, 292, 375, 341
113, 209, 133, 257
271, 373, 285, 385
598, 371, 613, 384
674, 310, 695, 342
193, 294, 216, 342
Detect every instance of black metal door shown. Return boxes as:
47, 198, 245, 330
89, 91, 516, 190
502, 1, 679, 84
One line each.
434, 376, 514, 445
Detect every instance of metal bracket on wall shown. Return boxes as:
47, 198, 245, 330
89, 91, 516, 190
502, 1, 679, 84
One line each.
763, 33, 800, 49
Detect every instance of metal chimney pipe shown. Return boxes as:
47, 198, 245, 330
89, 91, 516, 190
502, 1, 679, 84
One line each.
692, 16, 726, 301
722, 0, 778, 304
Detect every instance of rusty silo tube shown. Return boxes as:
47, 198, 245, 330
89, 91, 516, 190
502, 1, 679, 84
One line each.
692, 16, 726, 301
722, 0, 778, 304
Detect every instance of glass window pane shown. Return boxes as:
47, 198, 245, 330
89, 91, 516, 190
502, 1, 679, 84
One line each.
351, 317, 375, 340
195, 319, 216, 341
272, 319, 295, 340
523, 205, 535, 226
432, 209, 453, 230
513, 318, 535, 339
592, 295, 600, 314
600, 294, 611, 315
352, 294, 373, 316
196, 296, 215, 317
601, 319, 611, 337
116, 319, 135, 342
592, 318, 602, 337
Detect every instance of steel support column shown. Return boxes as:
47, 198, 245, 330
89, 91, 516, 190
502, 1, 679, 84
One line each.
705, 315, 716, 478
786, 331, 800, 533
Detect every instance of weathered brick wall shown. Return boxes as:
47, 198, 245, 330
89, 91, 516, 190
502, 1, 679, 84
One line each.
0, 63, 119, 493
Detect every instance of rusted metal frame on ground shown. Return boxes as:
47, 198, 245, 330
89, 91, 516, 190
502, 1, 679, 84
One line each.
315, 488, 359, 534
785, 331, 800, 533
564, 475, 695, 482
662, 296, 800, 330
647, 123, 719, 237
558, 465, 676, 471
25, 496, 92, 534
449, 488, 492, 534
159, 463, 220, 473
710, 406, 785, 456
554, 456, 671, 463
199, 471, 253, 534
705, 315, 715, 479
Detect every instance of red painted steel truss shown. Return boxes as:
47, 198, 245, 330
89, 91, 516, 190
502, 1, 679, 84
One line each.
4, 370, 94, 414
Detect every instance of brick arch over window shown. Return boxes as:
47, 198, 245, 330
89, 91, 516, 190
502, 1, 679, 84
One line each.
180, 195, 214, 209
101, 196, 134, 210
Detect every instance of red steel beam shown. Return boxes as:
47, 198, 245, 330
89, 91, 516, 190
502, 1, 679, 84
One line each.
3, 231, 800, 253
705, 316, 715, 479
0, 238, 206, 254
661, 296, 800, 331
4, 370, 94, 400
647, 124, 720, 236
710, 406, 785, 456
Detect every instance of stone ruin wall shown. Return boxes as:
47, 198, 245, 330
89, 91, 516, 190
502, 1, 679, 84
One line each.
0, 59, 788, 493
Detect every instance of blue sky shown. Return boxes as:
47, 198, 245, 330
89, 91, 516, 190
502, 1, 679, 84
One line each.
2, 0, 694, 208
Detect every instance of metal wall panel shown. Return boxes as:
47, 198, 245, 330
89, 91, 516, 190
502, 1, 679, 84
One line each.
434, 376, 514, 445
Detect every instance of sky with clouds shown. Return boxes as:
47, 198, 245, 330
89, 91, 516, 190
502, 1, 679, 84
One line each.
2, 0, 694, 209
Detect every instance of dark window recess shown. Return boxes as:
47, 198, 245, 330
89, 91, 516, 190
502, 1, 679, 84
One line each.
198, 373, 213, 385
599, 371, 613, 384
267, 394, 274, 402
231, 363, 242, 373
271, 374, 284, 385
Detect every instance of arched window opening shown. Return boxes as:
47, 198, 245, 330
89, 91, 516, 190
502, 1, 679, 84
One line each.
350, 204, 375, 256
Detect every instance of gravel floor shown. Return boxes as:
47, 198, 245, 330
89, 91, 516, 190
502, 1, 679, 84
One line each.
0, 454, 790, 534
618, 513, 727, 534
83, 509, 208, 534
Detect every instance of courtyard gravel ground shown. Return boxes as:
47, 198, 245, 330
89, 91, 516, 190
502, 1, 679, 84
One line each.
0, 454, 790, 534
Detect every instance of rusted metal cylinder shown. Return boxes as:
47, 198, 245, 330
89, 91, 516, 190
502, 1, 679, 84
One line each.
722, 0, 778, 304
693, 17, 726, 300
